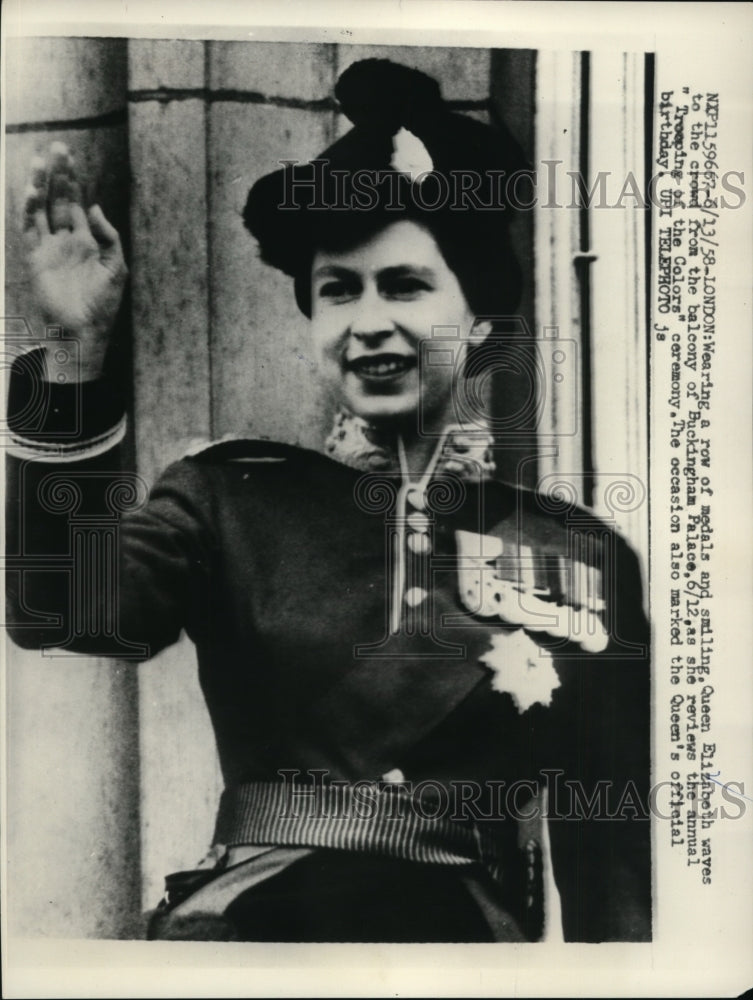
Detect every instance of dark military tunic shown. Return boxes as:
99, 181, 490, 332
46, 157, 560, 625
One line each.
6, 354, 651, 942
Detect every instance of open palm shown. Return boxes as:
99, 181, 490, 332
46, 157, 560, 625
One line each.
29, 216, 127, 334
24, 143, 128, 377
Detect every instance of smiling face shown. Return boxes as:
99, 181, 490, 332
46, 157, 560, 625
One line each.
310, 219, 488, 430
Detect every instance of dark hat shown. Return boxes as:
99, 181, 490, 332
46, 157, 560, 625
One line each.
243, 58, 529, 317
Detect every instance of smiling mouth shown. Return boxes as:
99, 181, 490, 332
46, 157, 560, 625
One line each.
345, 354, 417, 380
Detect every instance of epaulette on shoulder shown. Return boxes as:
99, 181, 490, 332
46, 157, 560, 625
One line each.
183, 436, 296, 464
494, 475, 614, 534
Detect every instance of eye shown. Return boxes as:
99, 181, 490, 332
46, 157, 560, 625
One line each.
381, 275, 432, 299
316, 278, 359, 301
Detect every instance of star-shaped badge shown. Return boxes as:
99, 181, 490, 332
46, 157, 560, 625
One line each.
479, 630, 562, 713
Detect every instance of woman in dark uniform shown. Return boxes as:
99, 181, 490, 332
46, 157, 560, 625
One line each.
7, 59, 651, 942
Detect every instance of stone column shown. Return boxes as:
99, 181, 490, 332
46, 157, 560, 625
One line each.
4, 36, 141, 939
127, 39, 221, 911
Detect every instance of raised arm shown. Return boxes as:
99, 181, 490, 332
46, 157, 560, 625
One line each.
7, 145, 211, 659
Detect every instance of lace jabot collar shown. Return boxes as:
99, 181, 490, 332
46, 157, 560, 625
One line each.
323, 409, 496, 483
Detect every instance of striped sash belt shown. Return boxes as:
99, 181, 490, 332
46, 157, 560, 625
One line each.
212, 780, 506, 871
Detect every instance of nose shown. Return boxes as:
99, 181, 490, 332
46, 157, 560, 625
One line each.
348, 285, 395, 345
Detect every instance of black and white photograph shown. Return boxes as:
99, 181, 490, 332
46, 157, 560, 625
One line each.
2, 2, 751, 996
